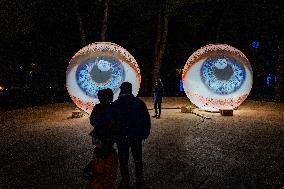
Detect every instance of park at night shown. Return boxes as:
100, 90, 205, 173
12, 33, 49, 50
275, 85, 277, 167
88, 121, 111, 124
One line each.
0, 0, 284, 188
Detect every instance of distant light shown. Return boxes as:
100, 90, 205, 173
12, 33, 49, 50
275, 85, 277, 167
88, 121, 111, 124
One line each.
266, 74, 271, 87
0, 86, 5, 91
20, 66, 23, 69
266, 74, 275, 87
179, 80, 184, 92
176, 68, 182, 76
252, 40, 260, 49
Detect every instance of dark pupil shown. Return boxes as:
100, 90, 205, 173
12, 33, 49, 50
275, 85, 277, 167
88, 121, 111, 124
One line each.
213, 64, 233, 80
90, 64, 112, 84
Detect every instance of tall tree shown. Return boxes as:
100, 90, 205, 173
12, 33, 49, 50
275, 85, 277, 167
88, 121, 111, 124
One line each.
74, 0, 86, 46
215, 1, 231, 42
151, 0, 203, 89
101, 0, 110, 41
152, 1, 170, 87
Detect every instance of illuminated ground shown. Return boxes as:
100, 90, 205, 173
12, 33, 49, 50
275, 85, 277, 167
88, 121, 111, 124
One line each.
0, 98, 283, 188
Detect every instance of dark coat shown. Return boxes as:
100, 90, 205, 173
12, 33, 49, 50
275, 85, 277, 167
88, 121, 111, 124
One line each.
153, 83, 163, 103
109, 94, 151, 142
89, 104, 112, 144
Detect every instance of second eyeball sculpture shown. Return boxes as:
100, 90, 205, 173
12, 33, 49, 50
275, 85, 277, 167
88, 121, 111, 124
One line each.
66, 42, 141, 113
182, 44, 253, 111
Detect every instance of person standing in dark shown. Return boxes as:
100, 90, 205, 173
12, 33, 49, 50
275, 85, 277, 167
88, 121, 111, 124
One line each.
110, 82, 151, 189
89, 88, 114, 146
152, 78, 164, 119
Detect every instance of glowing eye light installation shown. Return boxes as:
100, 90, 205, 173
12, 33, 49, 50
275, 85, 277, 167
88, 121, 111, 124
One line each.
182, 44, 253, 111
66, 42, 141, 113
76, 56, 125, 98
201, 56, 246, 95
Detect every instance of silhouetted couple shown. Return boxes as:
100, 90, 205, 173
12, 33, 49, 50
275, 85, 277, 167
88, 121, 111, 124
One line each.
86, 82, 151, 189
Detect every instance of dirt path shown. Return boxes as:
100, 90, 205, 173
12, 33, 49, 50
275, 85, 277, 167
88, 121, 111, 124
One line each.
1, 98, 283, 188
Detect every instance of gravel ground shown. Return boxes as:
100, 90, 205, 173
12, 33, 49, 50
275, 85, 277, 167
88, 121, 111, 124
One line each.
0, 97, 283, 189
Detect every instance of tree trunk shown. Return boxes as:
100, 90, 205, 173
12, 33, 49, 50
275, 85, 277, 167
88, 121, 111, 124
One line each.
152, 2, 169, 90
74, 0, 86, 46
215, 9, 225, 42
152, 11, 162, 84
275, 37, 284, 101
101, 0, 109, 41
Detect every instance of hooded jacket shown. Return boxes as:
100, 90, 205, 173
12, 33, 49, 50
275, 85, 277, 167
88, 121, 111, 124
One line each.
110, 94, 151, 142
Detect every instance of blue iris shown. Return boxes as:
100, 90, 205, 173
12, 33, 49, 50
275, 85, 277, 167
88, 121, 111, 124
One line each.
201, 56, 246, 95
76, 56, 125, 98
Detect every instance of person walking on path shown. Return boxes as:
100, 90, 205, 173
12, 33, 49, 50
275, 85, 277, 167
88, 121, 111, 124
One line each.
110, 82, 151, 189
152, 78, 164, 119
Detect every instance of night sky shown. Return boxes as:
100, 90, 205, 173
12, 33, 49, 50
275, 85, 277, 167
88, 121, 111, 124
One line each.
0, 0, 283, 108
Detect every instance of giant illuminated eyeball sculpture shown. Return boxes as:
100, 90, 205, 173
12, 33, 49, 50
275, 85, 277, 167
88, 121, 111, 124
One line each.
66, 42, 141, 113
182, 44, 253, 111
